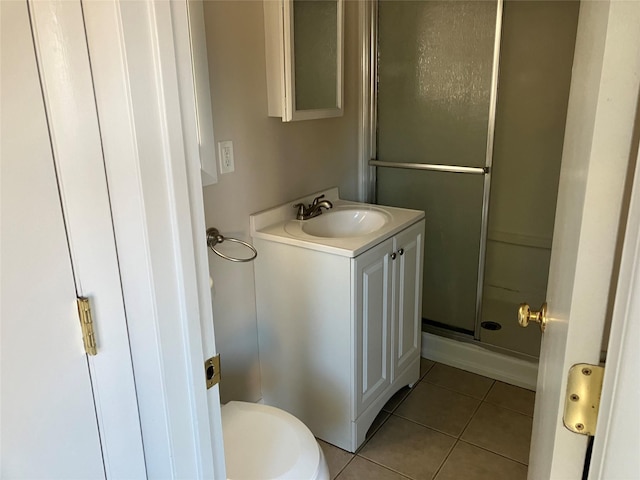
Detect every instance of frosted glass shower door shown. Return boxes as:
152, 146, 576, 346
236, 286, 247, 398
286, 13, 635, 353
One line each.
377, 170, 485, 332
375, 0, 498, 333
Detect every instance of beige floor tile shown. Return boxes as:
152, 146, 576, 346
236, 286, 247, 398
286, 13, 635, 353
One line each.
318, 439, 354, 479
423, 364, 494, 399
435, 441, 528, 480
383, 386, 412, 413
461, 403, 533, 464
484, 382, 535, 417
394, 383, 481, 437
420, 357, 435, 378
336, 456, 408, 480
360, 415, 456, 479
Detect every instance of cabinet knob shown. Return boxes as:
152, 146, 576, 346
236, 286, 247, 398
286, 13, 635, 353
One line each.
390, 252, 397, 260
398, 248, 404, 256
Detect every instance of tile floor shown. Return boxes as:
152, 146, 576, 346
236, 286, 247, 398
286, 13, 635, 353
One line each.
318, 359, 535, 480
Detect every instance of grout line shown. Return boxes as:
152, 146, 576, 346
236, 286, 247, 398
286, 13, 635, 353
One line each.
418, 377, 492, 402
481, 380, 496, 401
457, 439, 530, 467
358, 410, 455, 479
356, 411, 392, 455
333, 455, 355, 480
457, 395, 533, 467
419, 358, 436, 380
354, 454, 415, 479
381, 358, 434, 417
420, 360, 496, 400
431, 438, 460, 480
482, 398, 535, 418
458, 388, 490, 439
483, 378, 537, 416
387, 413, 459, 441
317, 439, 359, 480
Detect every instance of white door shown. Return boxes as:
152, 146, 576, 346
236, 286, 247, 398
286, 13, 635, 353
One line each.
528, 2, 640, 479
1, 1, 103, 477
1, 1, 145, 477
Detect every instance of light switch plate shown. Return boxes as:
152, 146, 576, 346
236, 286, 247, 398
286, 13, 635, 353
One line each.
218, 140, 235, 174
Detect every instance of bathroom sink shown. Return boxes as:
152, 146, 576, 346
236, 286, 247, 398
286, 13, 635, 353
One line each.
251, 188, 425, 256
297, 208, 390, 238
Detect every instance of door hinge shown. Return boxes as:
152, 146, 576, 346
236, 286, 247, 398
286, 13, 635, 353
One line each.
205, 354, 221, 389
563, 363, 605, 436
76, 297, 97, 356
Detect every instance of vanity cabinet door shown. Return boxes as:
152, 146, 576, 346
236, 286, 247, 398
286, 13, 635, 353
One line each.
392, 221, 425, 381
354, 237, 393, 417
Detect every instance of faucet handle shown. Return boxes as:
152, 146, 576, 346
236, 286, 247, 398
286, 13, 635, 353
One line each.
312, 194, 325, 206
293, 203, 306, 219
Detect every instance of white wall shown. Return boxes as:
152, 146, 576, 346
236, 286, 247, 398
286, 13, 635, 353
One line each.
202, 0, 359, 403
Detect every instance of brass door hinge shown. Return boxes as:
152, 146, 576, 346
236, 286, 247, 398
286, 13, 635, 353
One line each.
205, 354, 221, 389
563, 363, 605, 436
76, 297, 97, 356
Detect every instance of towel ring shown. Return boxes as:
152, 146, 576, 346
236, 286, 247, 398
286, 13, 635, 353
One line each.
206, 227, 257, 263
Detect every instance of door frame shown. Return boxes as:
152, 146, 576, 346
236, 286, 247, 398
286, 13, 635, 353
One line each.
82, 0, 225, 477
588, 134, 640, 479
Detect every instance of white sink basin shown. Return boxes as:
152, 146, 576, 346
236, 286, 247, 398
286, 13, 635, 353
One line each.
250, 189, 425, 257
292, 208, 390, 238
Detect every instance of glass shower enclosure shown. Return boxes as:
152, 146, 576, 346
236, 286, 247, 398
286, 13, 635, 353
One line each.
372, 0, 579, 359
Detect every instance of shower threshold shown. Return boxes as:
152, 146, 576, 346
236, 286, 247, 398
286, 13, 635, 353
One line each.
421, 318, 538, 363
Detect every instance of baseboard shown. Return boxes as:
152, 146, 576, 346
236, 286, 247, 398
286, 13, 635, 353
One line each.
421, 332, 539, 391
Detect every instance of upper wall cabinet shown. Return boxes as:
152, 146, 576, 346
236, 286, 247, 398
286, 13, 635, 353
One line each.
264, 0, 344, 122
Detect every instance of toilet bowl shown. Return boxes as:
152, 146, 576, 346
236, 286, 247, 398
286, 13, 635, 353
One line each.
221, 401, 330, 480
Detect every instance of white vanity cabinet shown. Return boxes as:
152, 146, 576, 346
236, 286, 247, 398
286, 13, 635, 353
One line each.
253, 204, 424, 452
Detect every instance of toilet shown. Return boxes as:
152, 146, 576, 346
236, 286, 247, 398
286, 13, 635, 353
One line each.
221, 401, 330, 480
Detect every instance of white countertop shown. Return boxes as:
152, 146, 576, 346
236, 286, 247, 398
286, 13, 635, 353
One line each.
249, 187, 425, 258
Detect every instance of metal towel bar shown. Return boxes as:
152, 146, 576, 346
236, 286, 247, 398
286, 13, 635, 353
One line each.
206, 228, 257, 263
369, 160, 489, 175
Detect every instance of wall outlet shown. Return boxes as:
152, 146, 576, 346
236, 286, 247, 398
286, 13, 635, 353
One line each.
218, 140, 235, 174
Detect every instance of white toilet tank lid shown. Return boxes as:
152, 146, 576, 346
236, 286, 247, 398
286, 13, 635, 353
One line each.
221, 401, 321, 480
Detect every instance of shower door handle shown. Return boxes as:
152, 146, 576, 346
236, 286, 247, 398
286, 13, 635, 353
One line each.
518, 302, 548, 332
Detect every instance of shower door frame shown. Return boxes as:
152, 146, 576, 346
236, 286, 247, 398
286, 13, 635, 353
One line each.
357, 0, 505, 344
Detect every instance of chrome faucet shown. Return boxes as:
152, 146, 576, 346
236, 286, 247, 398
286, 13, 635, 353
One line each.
294, 194, 333, 220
